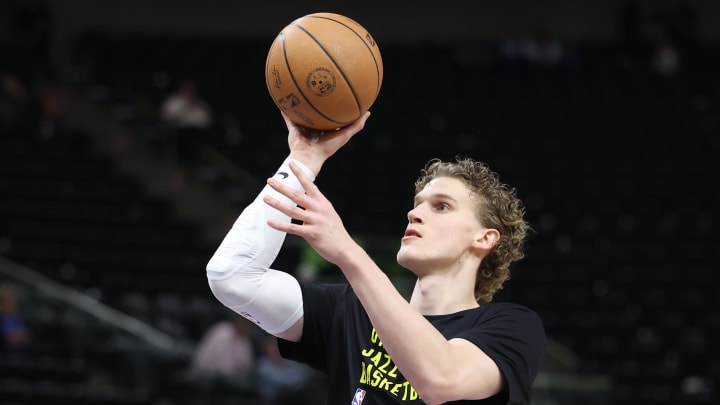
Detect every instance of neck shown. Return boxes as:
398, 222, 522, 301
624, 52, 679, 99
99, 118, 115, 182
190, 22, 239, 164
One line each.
409, 272, 479, 316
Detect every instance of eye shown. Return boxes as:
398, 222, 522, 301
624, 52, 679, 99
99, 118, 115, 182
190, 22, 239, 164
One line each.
435, 202, 450, 212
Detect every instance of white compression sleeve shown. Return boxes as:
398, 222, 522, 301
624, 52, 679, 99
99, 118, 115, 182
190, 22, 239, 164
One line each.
206, 158, 314, 335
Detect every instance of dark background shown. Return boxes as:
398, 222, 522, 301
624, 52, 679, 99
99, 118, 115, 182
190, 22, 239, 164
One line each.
0, 0, 718, 404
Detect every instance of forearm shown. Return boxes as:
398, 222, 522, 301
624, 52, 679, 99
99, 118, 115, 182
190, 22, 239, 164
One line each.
206, 157, 314, 334
338, 247, 458, 400
206, 157, 315, 281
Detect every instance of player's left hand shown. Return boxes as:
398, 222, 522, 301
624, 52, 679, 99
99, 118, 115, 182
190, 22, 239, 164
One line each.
263, 161, 357, 266
284, 110, 370, 176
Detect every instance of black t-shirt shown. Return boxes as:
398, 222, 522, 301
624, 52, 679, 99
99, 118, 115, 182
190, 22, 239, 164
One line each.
278, 282, 546, 405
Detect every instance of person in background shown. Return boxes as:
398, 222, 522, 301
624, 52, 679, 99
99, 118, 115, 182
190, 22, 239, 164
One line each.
0, 283, 31, 352
0, 73, 37, 134
256, 333, 315, 404
187, 315, 258, 404
191, 315, 255, 378
160, 79, 213, 165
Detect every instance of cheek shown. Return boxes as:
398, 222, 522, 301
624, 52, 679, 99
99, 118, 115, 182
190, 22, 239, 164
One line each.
433, 228, 465, 253
443, 221, 480, 246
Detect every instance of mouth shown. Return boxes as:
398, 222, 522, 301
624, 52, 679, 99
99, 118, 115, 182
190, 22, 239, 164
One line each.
402, 229, 421, 239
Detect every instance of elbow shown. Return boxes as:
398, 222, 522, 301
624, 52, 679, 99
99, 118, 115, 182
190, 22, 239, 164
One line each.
207, 277, 231, 306
413, 375, 455, 405
420, 398, 445, 405
413, 370, 497, 405
207, 274, 255, 311
400, 361, 456, 405
205, 259, 251, 308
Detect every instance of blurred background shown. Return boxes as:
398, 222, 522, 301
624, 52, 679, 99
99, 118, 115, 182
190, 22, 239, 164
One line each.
0, 0, 718, 404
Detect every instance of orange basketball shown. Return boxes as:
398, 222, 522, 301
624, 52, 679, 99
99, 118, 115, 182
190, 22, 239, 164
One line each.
265, 12, 383, 131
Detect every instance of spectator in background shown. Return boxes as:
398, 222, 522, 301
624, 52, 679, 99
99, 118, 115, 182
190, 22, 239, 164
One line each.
519, 26, 567, 69
617, 0, 698, 76
36, 83, 66, 143
160, 79, 213, 165
191, 315, 255, 378
0, 284, 31, 352
0, 73, 37, 134
649, 0, 698, 76
499, 25, 571, 70
188, 315, 258, 404
256, 334, 314, 405
651, 37, 681, 76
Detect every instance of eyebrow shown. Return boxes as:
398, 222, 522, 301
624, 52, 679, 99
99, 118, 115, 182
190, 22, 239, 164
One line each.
413, 193, 459, 205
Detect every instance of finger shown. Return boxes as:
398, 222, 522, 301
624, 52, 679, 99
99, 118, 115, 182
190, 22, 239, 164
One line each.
266, 177, 312, 207
280, 111, 294, 128
267, 217, 304, 236
263, 193, 309, 222
355, 110, 371, 128
325, 110, 371, 142
288, 161, 319, 196
342, 110, 371, 135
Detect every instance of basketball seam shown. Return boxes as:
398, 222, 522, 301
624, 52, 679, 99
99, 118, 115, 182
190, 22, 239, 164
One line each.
306, 15, 382, 99
292, 20, 366, 117
280, 31, 346, 127
265, 38, 280, 102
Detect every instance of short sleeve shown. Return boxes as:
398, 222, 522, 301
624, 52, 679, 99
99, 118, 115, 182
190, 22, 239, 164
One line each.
277, 281, 350, 372
455, 304, 546, 404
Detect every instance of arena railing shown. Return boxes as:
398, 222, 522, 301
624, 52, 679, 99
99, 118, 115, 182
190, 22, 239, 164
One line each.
0, 255, 193, 357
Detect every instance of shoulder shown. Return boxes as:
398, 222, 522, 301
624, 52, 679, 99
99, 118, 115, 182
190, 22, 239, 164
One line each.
479, 302, 545, 332
298, 280, 353, 300
297, 281, 360, 315
484, 302, 541, 319
434, 302, 545, 342
428, 302, 544, 342
465, 303, 546, 403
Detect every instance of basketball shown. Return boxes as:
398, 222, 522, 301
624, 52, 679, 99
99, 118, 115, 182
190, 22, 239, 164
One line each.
265, 12, 383, 131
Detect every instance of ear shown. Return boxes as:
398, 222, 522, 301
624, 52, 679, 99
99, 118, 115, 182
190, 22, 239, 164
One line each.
472, 228, 500, 252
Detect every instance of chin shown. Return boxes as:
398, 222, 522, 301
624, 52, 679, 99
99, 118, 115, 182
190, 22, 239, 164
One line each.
396, 249, 409, 267
396, 249, 421, 275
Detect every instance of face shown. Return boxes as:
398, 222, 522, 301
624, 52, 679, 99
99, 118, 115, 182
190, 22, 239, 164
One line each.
397, 176, 487, 275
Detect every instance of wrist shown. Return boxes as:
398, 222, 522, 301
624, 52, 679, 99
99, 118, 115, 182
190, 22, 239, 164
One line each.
287, 151, 325, 175
338, 242, 374, 280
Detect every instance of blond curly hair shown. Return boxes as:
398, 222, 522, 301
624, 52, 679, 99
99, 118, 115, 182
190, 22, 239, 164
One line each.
414, 157, 529, 303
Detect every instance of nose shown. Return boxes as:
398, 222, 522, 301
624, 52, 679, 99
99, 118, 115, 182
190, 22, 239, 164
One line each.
407, 205, 423, 224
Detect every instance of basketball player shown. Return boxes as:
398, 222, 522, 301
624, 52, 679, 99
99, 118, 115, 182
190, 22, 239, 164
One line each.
206, 111, 546, 404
